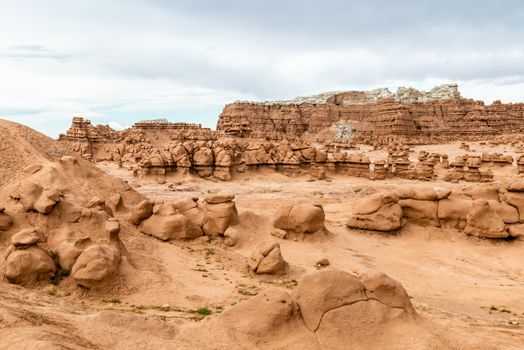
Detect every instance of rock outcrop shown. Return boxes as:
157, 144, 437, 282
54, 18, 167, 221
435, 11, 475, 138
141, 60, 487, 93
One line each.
348, 185, 524, 239
273, 202, 326, 237
347, 192, 403, 231
3, 228, 56, 285
216, 84, 524, 145
217, 269, 417, 348
248, 242, 287, 274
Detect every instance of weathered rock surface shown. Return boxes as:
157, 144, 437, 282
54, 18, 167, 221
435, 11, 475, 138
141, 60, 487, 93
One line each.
295, 269, 415, 332
203, 197, 239, 236
140, 205, 203, 241
71, 244, 121, 288
11, 228, 46, 246
217, 85, 524, 145
273, 202, 326, 236
347, 192, 403, 231
464, 200, 508, 238
4, 246, 56, 284
248, 242, 287, 274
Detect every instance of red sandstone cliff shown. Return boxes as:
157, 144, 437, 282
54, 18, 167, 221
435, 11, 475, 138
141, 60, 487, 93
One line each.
216, 84, 524, 144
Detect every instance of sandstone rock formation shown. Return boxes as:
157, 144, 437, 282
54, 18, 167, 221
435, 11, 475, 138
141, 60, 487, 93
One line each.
132, 194, 239, 241
347, 192, 403, 231
348, 185, 524, 239
3, 228, 56, 285
139, 202, 203, 241
218, 269, 417, 348
0, 141, 143, 288
216, 84, 524, 145
248, 242, 287, 274
273, 202, 326, 237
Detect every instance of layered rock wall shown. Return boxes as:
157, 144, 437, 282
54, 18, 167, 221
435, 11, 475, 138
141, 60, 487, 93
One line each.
216, 85, 524, 144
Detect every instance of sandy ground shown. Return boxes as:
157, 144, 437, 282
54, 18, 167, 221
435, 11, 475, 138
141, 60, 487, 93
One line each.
91, 162, 524, 349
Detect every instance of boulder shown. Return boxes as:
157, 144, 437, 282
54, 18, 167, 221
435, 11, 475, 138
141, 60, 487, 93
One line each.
248, 242, 287, 275
347, 192, 402, 231
141, 212, 203, 241
11, 228, 46, 246
295, 269, 415, 337
295, 270, 367, 331
203, 201, 239, 236
464, 200, 508, 238
4, 246, 56, 284
129, 200, 154, 225
315, 258, 330, 266
71, 244, 121, 288
105, 218, 121, 240
273, 203, 325, 235
174, 198, 206, 227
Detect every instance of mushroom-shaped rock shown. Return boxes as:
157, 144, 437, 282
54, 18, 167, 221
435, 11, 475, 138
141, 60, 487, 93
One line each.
248, 242, 287, 275
129, 200, 154, 225
11, 228, 46, 247
203, 200, 239, 236
71, 244, 121, 288
4, 246, 56, 284
347, 192, 402, 231
464, 200, 508, 238
218, 288, 295, 336
273, 203, 325, 235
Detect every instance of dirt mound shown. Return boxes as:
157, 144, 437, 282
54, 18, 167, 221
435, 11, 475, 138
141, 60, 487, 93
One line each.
0, 119, 74, 188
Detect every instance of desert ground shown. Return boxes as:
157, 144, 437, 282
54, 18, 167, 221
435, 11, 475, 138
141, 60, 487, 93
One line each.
99, 162, 524, 348
1, 115, 524, 350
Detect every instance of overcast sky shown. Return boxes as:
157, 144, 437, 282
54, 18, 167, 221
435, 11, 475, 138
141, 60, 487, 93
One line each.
1, 0, 523, 137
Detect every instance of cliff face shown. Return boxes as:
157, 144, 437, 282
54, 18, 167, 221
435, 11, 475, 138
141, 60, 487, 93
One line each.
216, 84, 524, 144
